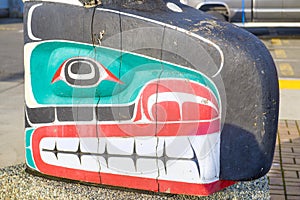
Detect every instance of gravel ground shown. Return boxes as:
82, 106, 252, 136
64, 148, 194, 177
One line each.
0, 163, 270, 199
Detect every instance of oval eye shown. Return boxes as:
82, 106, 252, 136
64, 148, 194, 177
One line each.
65, 58, 100, 87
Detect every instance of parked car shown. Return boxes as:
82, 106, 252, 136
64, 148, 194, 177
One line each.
180, 0, 300, 24
0, 0, 9, 17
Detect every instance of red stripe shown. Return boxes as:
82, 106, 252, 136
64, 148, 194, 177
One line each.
159, 179, 235, 196
31, 120, 219, 139
101, 173, 158, 192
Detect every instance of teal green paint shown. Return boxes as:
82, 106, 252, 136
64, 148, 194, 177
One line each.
30, 41, 219, 105
25, 129, 34, 147
26, 148, 36, 169
25, 129, 36, 169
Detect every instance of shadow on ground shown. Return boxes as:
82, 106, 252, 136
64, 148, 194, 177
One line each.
0, 72, 24, 82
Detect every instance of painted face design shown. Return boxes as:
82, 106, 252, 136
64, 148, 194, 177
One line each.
24, 1, 280, 196
29, 78, 223, 193
25, 41, 234, 195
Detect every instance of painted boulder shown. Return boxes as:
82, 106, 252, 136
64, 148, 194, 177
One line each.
24, 0, 279, 196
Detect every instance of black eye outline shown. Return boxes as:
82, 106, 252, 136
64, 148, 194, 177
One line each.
64, 58, 100, 87
51, 57, 123, 88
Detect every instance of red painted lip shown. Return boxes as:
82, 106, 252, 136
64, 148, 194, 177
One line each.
31, 123, 235, 196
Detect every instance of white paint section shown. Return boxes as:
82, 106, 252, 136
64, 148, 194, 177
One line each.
81, 156, 100, 171
135, 137, 158, 157
80, 138, 104, 154
156, 137, 165, 157
40, 137, 56, 150
98, 156, 113, 172
107, 137, 134, 155
40, 151, 59, 166
56, 138, 79, 151
100, 157, 159, 179
166, 2, 183, 13
24, 0, 82, 6
27, 3, 42, 41
58, 154, 81, 169
147, 92, 218, 121
189, 133, 220, 181
159, 160, 201, 183
108, 157, 135, 173
136, 159, 159, 177
39, 134, 220, 183
164, 136, 194, 159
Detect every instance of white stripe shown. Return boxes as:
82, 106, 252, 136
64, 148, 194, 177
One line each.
27, 4, 42, 41
26, 116, 220, 128
147, 92, 219, 120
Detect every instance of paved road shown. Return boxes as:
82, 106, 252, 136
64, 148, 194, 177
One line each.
0, 19, 24, 168
261, 37, 300, 80
268, 120, 300, 200
0, 18, 23, 81
259, 36, 300, 120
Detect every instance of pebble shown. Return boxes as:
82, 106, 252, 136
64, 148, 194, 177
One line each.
0, 163, 270, 199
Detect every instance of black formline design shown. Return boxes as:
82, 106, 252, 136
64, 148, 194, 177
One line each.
26, 104, 135, 125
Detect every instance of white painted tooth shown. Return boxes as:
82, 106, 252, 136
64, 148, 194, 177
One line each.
56, 138, 79, 151
156, 137, 165, 157
80, 138, 97, 153
164, 136, 194, 158
98, 156, 114, 174
159, 160, 201, 183
108, 157, 135, 174
80, 138, 104, 153
81, 155, 100, 172
57, 154, 81, 169
98, 138, 106, 154
198, 139, 220, 181
189, 133, 220, 181
135, 137, 157, 157
157, 159, 166, 174
40, 138, 56, 151
40, 151, 59, 166
136, 159, 158, 178
189, 133, 220, 158
107, 137, 134, 155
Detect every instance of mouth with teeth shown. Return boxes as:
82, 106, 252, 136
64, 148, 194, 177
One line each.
26, 78, 234, 195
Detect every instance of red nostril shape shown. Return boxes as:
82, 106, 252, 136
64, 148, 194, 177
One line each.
101, 63, 124, 84
51, 62, 65, 83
